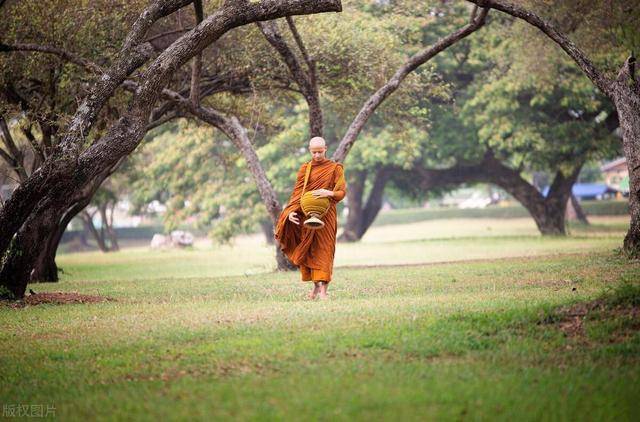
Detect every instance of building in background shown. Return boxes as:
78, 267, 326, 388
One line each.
601, 157, 629, 196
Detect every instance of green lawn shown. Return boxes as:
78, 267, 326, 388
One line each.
1, 216, 638, 420
55, 216, 627, 282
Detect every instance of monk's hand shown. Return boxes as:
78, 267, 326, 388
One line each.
288, 211, 300, 225
311, 189, 334, 198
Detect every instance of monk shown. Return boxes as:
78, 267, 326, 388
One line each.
274, 136, 347, 300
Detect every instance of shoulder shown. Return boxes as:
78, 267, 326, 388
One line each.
297, 161, 309, 175
332, 161, 344, 171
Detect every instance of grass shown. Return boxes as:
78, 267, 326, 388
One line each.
1, 216, 638, 420
55, 216, 627, 282
59, 200, 629, 251
360, 200, 629, 227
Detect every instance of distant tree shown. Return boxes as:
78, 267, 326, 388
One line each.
464, 0, 640, 254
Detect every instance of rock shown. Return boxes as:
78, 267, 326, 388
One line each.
170, 230, 194, 247
150, 234, 170, 249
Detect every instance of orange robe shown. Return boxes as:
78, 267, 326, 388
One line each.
274, 158, 346, 282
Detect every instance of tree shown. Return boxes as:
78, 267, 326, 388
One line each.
132, 1, 490, 256
0, 0, 171, 281
0, 0, 343, 299
334, 1, 618, 240
340, 1, 620, 239
463, 0, 640, 255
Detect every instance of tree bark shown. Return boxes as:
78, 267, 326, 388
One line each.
0, 198, 64, 297
611, 71, 640, 256
261, 219, 275, 245
32, 204, 81, 283
0, 116, 28, 181
0, 0, 193, 257
489, 160, 583, 235
566, 194, 589, 225
360, 169, 390, 236
30, 194, 93, 282
339, 169, 366, 241
275, 245, 297, 270
30, 222, 64, 283
339, 168, 390, 242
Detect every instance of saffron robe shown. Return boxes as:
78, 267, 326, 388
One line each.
274, 158, 346, 282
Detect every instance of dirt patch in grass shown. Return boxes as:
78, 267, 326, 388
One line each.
545, 299, 640, 341
2, 292, 115, 308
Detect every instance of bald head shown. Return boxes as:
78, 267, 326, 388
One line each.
309, 136, 326, 148
308, 136, 328, 162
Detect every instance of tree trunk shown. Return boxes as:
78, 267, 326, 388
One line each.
359, 169, 389, 237
275, 245, 297, 271
30, 194, 94, 282
339, 169, 366, 242
612, 82, 640, 256
412, 152, 583, 236
526, 201, 567, 235
100, 202, 120, 252
30, 221, 64, 283
489, 161, 582, 236
566, 194, 589, 225
0, 198, 64, 298
81, 210, 109, 252
332, 7, 489, 162
187, 107, 296, 270
339, 169, 389, 241
261, 219, 275, 245
463, 0, 640, 255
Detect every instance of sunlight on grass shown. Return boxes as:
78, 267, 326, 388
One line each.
56, 217, 627, 282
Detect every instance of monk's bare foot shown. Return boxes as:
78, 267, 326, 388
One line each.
308, 283, 320, 300
317, 281, 329, 300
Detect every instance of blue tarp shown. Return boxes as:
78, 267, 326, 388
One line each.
541, 183, 618, 199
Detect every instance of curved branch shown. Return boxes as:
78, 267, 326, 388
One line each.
257, 19, 323, 136
285, 16, 315, 74
465, 0, 613, 97
332, 6, 489, 162
189, 0, 205, 106
0, 43, 104, 74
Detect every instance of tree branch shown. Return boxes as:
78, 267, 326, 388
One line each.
465, 0, 613, 97
189, 0, 204, 106
144, 27, 193, 43
332, 6, 489, 162
257, 19, 323, 136
0, 43, 105, 74
617, 55, 637, 85
285, 16, 314, 73
0, 116, 28, 181
0, 0, 342, 260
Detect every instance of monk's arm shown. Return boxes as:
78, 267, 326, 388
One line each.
331, 164, 346, 203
